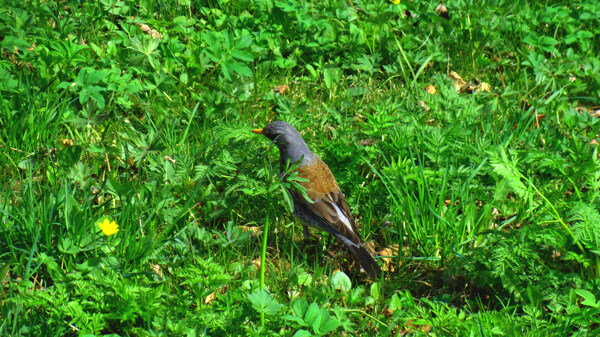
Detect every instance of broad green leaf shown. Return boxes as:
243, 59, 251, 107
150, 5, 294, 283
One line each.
323, 67, 339, 89
230, 49, 253, 62
319, 317, 340, 335
58, 238, 80, 254
576, 289, 599, 308
304, 302, 321, 325
328, 271, 351, 292
312, 310, 331, 334
87, 70, 107, 84
293, 299, 309, 316
297, 271, 312, 286
230, 61, 252, 77
57, 145, 83, 169
247, 290, 283, 316
292, 330, 311, 337
234, 34, 252, 49
370, 282, 380, 299
18, 157, 36, 170
389, 293, 402, 311
281, 314, 306, 325
221, 62, 232, 81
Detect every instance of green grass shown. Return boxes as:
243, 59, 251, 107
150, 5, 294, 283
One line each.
1, 0, 600, 335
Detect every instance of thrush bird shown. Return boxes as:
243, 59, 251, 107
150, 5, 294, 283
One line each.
253, 121, 381, 278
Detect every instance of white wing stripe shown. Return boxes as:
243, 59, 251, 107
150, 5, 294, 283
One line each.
331, 202, 355, 234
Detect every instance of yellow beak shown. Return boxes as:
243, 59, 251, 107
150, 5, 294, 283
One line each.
251, 128, 263, 134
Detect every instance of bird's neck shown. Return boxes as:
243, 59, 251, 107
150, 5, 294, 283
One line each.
278, 141, 315, 171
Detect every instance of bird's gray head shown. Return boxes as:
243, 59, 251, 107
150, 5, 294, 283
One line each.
252, 121, 315, 166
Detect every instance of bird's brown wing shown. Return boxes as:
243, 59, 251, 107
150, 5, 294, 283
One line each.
292, 158, 362, 244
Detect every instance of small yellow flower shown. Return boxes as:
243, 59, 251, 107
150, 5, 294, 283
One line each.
390, 0, 400, 4
98, 218, 119, 236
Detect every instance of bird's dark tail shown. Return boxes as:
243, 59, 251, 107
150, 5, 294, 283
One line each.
342, 239, 382, 279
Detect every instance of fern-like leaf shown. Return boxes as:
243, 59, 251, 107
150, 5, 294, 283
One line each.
488, 147, 529, 198
569, 203, 600, 255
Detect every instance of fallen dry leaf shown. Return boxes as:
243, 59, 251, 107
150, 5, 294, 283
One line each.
252, 257, 261, 270
272, 84, 289, 94
552, 250, 561, 260
149, 263, 164, 278
424, 84, 437, 94
60, 139, 74, 147
359, 139, 373, 147
378, 244, 399, 272
139, 23, 163, 39
449, 71, 491, 93
476, 81, 491, 92
149, 30, 162, 39
443, 200, 460, 207
241, 225, 262, 235
449, 71, 466, 92
205, 291, 217, 304
533, 113, 545, 128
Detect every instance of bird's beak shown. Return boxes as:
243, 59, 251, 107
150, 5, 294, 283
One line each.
251, 128, 263, 134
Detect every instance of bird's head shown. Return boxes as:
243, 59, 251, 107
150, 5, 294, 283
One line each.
252, 120, 299, 146
252, 120, 314, 164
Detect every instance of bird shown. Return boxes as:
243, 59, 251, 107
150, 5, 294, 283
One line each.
252, 121, 381, 278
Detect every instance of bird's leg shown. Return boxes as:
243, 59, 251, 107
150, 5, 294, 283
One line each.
302, 225, 311, 240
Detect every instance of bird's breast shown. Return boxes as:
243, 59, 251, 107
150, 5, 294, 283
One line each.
294, 157, 340, 201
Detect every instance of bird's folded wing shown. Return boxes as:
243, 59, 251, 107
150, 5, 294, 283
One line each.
291, 189, 362, 245
290, 157, 363, 244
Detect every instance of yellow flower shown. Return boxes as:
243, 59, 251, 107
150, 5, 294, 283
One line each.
390, 0, 400, 4
98, 218, 119, 236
